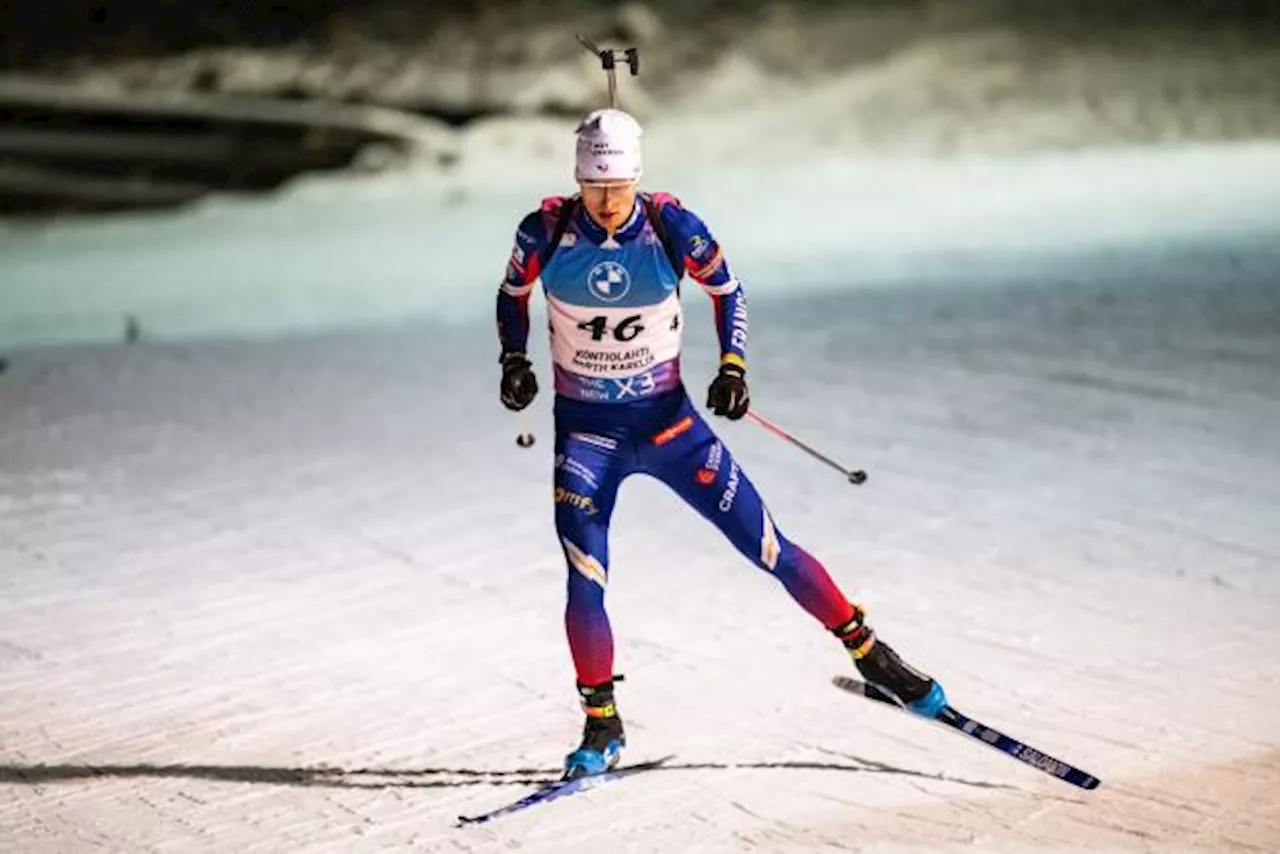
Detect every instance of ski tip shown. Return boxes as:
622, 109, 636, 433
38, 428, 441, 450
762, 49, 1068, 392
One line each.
831, 675, 863, 693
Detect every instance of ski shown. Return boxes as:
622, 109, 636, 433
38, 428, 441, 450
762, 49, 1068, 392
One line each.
456, 755, 675, 826
833, 675, 1100, 790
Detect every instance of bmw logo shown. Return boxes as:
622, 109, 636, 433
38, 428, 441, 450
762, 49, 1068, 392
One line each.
586, 261, 631, 303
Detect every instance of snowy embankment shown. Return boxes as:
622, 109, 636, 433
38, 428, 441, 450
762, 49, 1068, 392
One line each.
9, 1, 1275, 219
2, 141, 1279, 353
56, 2, 1280, 158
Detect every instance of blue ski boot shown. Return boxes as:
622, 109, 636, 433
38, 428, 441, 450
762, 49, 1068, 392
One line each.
835, 606, 948, 719
563, 680, 625, 779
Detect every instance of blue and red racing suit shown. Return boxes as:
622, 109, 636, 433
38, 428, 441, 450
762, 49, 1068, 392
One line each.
497, 193, 857, 686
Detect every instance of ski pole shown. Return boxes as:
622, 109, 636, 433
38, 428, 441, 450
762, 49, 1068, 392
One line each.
745, 410, 867, 485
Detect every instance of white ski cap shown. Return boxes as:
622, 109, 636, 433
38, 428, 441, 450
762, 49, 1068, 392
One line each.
574, 108, 643, 183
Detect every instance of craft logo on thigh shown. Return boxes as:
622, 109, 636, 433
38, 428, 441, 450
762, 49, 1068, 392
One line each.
555, 486, 599, 516
719, 461, 741, 512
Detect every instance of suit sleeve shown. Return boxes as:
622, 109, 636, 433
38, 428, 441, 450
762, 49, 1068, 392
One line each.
496, 210, 549, 360
661, 201, 748, 371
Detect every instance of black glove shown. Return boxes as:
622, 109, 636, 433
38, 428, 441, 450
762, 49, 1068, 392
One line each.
499, 352, 538, 411
706, 363, 749, 420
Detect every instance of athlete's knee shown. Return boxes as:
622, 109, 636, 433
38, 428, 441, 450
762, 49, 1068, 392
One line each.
760, 527, 804, 576
738, 507, 791, 574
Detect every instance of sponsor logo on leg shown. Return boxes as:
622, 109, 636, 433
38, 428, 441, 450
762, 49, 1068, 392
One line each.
695, 441, 723, 486
760, 508, 780, 571
718, 461, 741, 512
555, 486, 599, 516
652, 415, 694, 446
569, 432, 618, 451
556, 453, 599, 488
561, 537, 607, 589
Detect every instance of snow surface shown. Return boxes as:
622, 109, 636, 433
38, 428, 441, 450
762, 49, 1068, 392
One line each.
1, 143, 1279, 852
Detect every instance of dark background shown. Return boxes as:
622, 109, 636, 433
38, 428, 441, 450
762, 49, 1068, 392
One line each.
5, 0, 1280, 68
3, 0, 1279, 218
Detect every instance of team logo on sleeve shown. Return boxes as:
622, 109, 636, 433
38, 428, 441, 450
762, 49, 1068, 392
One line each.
587, 261, 631, 302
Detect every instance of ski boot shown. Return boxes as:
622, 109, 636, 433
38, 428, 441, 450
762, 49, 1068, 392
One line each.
834, 605, 948, 719
563, 679, 625, 779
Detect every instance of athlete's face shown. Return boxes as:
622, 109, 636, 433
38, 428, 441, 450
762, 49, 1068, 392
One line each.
579, 179, 638, 232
